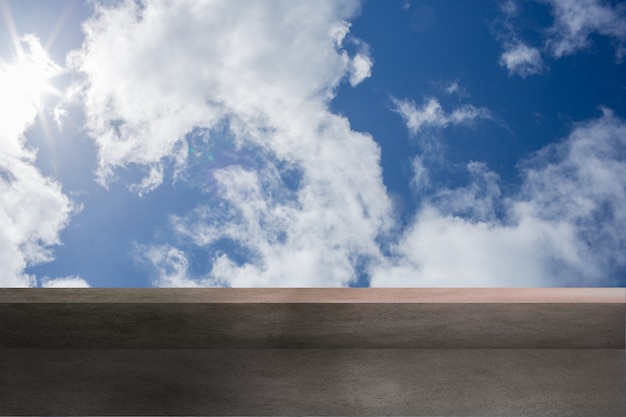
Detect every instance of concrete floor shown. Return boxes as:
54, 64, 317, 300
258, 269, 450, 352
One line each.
0, 288, 624, 416
1, 303, 624, 349
1, 348, 624, 416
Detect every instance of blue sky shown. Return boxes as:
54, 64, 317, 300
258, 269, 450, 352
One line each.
1, 0, 626, 288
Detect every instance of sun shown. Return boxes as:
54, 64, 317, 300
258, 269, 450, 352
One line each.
0, 35, 62, 123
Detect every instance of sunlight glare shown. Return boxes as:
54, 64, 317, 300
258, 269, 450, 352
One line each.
0, 35, 63, 132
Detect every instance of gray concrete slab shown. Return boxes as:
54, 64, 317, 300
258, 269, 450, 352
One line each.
1, 348, 623, 416
1, 302, 623, 348
1, 289, 623, 416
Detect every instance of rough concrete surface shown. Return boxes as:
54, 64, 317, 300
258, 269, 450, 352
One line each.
1, 303, 624, 349
1, 349, 623, 416
0, 288, 624, 416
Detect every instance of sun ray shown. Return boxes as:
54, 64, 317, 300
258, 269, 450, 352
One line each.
1, 1, 65, 105
44, 0, 76, 53
1, 6, 66, 166
0, 0, 20, 48
0, 35, 62, 138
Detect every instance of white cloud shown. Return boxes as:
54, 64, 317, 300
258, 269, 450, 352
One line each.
128, 163, 164, 196
0, 35, 80, 287
433, 79, 470, 99
52, 106, 68, 131
496, 0, 626, 74
445, 82, 458, 95
545, 0, 626, 60
499, 42, 543, 77
410, 156, 430, 191
371, 110, 626, 287
70, 0, 626, 288
444, 81, 460, 95
138, 244, 227, 288
40, 275, 91, 288
370, 206, 552, 287
69, 0, 374, 194
348, 53, 373, 86
73, 0, 392, 286
430, 161, 503, 223
166, 141, 389, 287
500, 0, 518, 16
391, 96, 490, 136
494, 4, 544, 78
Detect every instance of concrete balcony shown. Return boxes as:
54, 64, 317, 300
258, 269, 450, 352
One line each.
0, 288, 624, 416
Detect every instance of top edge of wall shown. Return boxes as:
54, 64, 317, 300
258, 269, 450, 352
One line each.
0, 288, 623, 303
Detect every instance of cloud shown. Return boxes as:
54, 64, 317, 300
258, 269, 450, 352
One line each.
40, 275, 91, 288
69, 0, 375, 194
391, 96, 491, 136
128, 164, 164, 196
500, 0, 518, 16
348, 53, 373, 86
443, 80, 464, 97
545, 0, 626, 60
430, 161, 503, 223
136, 244, 226, 288
0, 35, 80, 287
371, 110, 626, 287
496, 0, 626, 75
70, 0, 626, 288
164, 144, 389, 287
72, 0, 391, 286
410, 156, 430, 191
494, 2, 544, 78
499, 42, 544, 77
445, 82, 460, 95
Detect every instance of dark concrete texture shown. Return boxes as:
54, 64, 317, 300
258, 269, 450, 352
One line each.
1, 348, 623, 416
1, 289, 624, 416
1, 303, 624, 349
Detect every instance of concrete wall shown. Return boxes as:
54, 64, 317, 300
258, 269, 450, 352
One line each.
0, 288, 624, 416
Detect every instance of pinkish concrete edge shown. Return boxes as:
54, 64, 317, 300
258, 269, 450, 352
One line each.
0, 287, 624, 303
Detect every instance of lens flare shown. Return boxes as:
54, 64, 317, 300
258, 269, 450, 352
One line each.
1, 35, 62, 108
